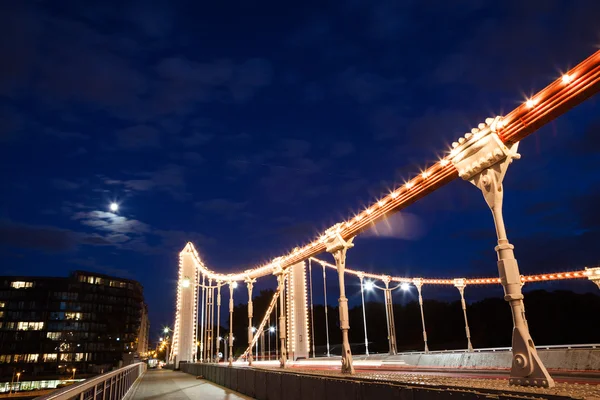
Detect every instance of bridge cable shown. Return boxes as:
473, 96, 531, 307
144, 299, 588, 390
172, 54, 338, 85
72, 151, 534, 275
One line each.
199, 274, 206, 362
240, 280, 283, 360
359, 275, 369, 356
322, 264, 331, 357
309, 259, 316, 358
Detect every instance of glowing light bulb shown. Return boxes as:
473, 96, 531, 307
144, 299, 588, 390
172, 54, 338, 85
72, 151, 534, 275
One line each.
378, 200, 385, 207
269, 326, 275, 333
364, 280, 374, 291
440, 159, 449, 166
400, 283, 410, 291
181, 278, 190, 288
231, 281, 238, 289
110, 203, 119, 212
405, 181, 414, 189
421, 171, 429, 179
390, 191, 399, 198
525, 99, 537, 108
561, 74, 572, 84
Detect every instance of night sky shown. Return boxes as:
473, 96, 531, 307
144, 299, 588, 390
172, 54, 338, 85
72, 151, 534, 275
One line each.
1, 1, 600, 339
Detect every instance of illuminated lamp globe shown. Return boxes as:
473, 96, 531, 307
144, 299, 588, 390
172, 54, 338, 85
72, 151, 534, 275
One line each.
269, 326, 275, 333
181, 278, 190, 288
231, 281, 238, 289
400, 283, 411, 291
364, 281, 374, 291
110, 203, 119, 212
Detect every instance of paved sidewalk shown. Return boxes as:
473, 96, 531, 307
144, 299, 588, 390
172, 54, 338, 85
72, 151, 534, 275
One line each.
129, 368, 252, 400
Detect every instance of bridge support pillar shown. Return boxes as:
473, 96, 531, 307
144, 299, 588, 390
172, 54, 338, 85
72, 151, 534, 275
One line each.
172, 245, 199, 368
451, 117, 554, 388
274, 266, 288, 367
228, 281, 236, 367
586, 267, 600, 289
245, 278, 256, 366
382, 276, 397, 355
453, 279, 473, 352
413, 278, 429, 353
325, 226, 355, 374
286, 262, 310, 361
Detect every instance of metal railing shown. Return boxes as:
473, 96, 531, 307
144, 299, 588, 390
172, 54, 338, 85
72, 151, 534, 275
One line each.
36, 362, 146, 400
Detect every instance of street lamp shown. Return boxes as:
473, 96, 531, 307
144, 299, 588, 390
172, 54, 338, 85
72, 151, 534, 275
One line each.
71, 368, 76, 379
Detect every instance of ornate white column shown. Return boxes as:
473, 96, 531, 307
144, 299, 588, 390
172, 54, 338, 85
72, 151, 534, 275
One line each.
453, 278, 473, 352
586, 267, 600, 289
172, 247, 198, 368
228, 281, 236, 367
324, 225, 355, 374
450, 116, 554, 388
382, 276, 397, 355
286, 262, 310, 360
215, 283, 222, 362
412, 278, 429, 353
245, 277, 256, 365
274, 265, 287, 368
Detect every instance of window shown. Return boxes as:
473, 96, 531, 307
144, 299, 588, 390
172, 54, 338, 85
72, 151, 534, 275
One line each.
47, 332, 63, 340
17, 322, 44, 331
75, 353, 85, 361
43, 354, 57, 362
0, 355, 10, 363
11, 281, 33, 289
65, 312, 82, 320
13, 354, 24, 362
25, 354, 39, 363
0, 311, 3, 318
0, 302, 5, 307
59, 353, 73, 361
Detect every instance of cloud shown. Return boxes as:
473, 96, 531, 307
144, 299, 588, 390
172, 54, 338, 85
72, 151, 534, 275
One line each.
104, 164, 189, 200
331, 141, 355, 158
52, 179, 80, 190
116, 125, 160, 149
362, 212, 426, 240
179, 132, 213, 147
0, 220, 76, 252
337, 67, 404, 104
195, 199, 248, 214
72, 211, 151, 235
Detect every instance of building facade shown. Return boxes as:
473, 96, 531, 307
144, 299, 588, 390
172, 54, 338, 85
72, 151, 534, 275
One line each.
0, 271, 148, 382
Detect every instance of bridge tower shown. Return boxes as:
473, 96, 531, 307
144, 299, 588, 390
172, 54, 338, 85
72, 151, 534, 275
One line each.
170, 244, 199, 368
286, 261, 310, 360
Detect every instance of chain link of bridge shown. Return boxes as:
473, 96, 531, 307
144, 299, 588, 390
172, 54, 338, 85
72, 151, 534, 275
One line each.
168, 49, 600, 390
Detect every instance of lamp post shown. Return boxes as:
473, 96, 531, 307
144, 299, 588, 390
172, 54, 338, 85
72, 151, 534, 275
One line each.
71, 368, 76, 380
163, 327, 171, 363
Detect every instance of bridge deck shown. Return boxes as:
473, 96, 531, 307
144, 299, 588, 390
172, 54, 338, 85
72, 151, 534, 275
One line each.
129, 368, 251, 400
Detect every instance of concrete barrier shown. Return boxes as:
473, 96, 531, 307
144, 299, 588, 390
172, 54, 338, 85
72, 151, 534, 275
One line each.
179, 363, 578, 399
344, 348, 600, 371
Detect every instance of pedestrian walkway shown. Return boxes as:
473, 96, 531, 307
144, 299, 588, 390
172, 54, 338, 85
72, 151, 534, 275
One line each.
129, 368, 252, 400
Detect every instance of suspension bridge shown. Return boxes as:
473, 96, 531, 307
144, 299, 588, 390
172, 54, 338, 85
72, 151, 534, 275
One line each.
40, 48, 600, 400
164, 47, 600, 395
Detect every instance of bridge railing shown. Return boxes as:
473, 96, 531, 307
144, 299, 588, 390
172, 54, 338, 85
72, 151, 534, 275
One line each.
359, 343, 600, 356
35, 362, 146, 400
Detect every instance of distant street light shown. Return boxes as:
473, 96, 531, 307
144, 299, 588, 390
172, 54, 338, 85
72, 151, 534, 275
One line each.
109, 203, 119, 212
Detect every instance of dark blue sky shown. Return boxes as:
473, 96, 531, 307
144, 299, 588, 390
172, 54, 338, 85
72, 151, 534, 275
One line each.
1, 1, 600, 337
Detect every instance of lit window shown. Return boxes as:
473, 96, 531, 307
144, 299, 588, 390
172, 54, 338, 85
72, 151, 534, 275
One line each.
60, 353, 73, 361
0, 355, 10, 363
75, 353, 85, 361
0, 302, 5, 307
65, 312, 82, 320
13, 354, 24, 362
17, 322, 44, 331
11, 281, 33, 289
0, 311, 4, 318
43, 354, 57, 362
47, 332, 62, 340
25, 354, 39, 363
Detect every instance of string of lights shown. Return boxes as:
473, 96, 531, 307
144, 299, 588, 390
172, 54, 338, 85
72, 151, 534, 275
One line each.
310, 257, 599, 286
180, 49, 600, 283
